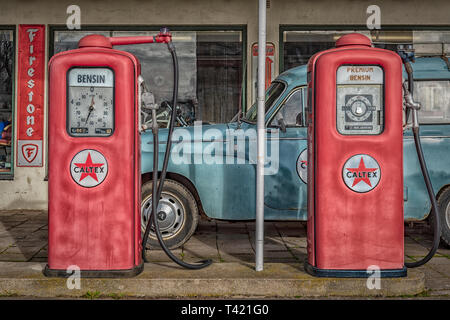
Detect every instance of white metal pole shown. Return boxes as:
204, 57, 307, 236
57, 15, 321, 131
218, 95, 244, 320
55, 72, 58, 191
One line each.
255, 0, 266, 272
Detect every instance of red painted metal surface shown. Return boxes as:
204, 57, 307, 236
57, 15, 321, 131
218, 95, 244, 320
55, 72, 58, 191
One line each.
48, 44, 142, 271
307, 34, 404, 271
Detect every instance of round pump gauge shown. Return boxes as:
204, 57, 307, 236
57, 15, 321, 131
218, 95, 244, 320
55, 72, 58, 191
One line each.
67, 68, 114, 137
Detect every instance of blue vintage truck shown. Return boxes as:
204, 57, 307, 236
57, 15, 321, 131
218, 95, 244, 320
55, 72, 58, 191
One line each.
140, 56, 450, 249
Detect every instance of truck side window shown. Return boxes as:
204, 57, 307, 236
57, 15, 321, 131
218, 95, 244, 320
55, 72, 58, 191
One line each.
415, 80, 450, 124
270, 88, 304, 127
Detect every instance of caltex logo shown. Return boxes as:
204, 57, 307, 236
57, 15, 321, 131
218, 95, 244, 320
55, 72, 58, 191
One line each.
70, 149, 108, 188
296, 148, 308, 184
342, 154, 380, 193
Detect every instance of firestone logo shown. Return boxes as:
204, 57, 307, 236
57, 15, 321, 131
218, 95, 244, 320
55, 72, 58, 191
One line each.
342, 154, 381, 193
70, 149, 108, 188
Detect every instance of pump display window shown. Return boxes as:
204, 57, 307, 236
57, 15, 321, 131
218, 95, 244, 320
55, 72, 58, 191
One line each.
52, 28, 245, 125
0, 30, 14, 177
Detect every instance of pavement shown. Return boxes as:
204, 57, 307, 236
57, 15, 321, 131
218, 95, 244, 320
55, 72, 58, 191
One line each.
0, 210, 449, 299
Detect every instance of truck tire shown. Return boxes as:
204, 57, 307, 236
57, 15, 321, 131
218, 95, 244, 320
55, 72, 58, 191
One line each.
141, 179, 199, 249
431, 187, 450, 248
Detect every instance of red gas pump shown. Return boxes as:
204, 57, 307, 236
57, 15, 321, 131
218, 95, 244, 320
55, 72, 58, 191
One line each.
45, 30, 171, 277
305, 33, 406, 277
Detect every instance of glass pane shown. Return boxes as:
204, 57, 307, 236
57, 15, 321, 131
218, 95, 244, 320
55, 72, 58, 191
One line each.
0, 30, 14, 174
415, 80, 450, 123
244, 81, 285, 122
270, 89, 303, 127
54, 29, 243, 125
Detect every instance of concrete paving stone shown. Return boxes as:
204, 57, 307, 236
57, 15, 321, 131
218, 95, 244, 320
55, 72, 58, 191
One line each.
424, 278, 450, 292
277, 229, 307, 237
0, 222, 26, 230
0, 235, 15, 243
195, 223, 216, 234
217, 233, 249, 240
437, 247, 450, 257
404, 243, 431, 257
183, 237, 216, 248
218, 253, 255, 263
182, 244, 218, 256
182, 250, 221, 263
17, 223, 46, 229
288, 247, 308, 259
282, 236, 307, 248
0, 216, 29, 223
216, 227, 248, 235
144, 250, 180, 263
422, 258, 450, 277
263, 250, 297, 259
428, 289, 450, 296
5, 246, 42, 255
0, 253, 28, 262
144, 249, 184, 262
32, 250, 48, 258
257, 243, 286, 252
29, 257, 47, 263
218, 244, 254, 255
14, 240, 47, 248
8, 226, 40, 233
22, 232, 47, 241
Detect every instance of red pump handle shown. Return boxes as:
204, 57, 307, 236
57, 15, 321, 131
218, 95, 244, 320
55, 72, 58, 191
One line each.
78, 28, 172, 48
109, 29, 172, 46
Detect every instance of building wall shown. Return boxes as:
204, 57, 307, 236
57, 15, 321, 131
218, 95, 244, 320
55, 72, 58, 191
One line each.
0, 0, 449, 209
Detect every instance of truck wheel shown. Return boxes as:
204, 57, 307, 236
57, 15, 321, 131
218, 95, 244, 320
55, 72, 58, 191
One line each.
141, 179, 199, 249
430, 187, 450, 248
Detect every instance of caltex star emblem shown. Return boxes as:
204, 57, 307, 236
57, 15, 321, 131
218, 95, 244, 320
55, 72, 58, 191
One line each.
342, 154, 381, 193
74, 152, 104, 182
70, 149, 108, 188
346, 157, 378, 187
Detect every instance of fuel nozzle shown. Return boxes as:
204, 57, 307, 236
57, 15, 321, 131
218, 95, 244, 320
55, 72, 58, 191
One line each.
403, 81, 421, 129
155, 27, 172, 44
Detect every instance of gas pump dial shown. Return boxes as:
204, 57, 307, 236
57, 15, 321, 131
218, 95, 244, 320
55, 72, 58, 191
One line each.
67, 68, 114, 137
336, 65, 384, 135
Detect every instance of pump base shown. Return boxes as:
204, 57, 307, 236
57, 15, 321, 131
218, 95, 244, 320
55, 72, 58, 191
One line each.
304, 262, 407, 278
43, 262, 144, 278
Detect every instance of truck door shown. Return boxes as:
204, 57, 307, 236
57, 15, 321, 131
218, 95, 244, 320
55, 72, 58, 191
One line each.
264, 86, 308, 218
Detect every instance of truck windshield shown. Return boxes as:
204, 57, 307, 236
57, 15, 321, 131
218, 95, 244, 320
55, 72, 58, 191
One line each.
243, 81, 285, 123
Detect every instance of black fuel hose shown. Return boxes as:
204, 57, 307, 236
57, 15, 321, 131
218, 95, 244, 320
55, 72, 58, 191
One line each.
142, 41, 212, 269
404, 63, 441, 268
405, 126, 441, 268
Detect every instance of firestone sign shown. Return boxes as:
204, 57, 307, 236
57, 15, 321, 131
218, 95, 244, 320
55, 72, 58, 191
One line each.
17, 25, 45, 167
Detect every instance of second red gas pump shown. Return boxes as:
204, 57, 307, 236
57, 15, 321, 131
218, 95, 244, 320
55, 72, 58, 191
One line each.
305, 33, 441, 277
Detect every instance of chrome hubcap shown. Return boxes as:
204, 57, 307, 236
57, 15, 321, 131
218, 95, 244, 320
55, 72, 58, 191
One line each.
141, 192, 185, 240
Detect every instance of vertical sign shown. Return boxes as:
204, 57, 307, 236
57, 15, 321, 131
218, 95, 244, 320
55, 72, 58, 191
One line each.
17, 25, 45, 166
251, 43, 275, 103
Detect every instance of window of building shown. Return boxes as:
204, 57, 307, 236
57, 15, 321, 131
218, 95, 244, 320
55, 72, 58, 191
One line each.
0, 29, 14, 177
52, 27, 245, 124
280, 28, 450, 72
